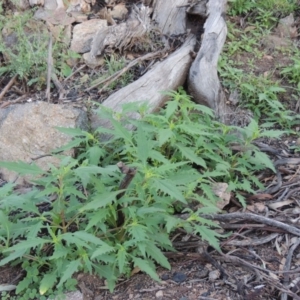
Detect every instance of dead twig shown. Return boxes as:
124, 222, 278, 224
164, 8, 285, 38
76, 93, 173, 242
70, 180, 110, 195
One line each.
116, 161, 137, 226
266, 158, 300, 194
84, 50, 166, 93
281, 237, 300, 300
140, 286, 166, 292
260, 271, 300, 300
64, 65, 86, 83
45, 34, 66, 101
0, 75, 17, 101
11, 86, 25, 95
203, 212, 300, 237
219, 253, 300, 299
222, 232, 279, 247
0, 94, 28, 109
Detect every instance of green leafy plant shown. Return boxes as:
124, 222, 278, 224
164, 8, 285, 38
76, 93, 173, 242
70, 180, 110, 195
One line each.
105, 55, 133, 89
0, 88, 283, 298
281, 57, 300, 84
89, 54, 134, 91
228, 0, 256, 16
0, 9, 80, 89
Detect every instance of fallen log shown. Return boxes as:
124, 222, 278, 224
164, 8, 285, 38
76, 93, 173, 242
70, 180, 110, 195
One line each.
188, 0, 230, 123
91, 34, 196, 130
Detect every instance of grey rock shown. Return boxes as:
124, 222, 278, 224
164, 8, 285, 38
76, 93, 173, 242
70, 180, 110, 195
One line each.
82, 52, 105, 68
0, 102, 88, 184
70, 19, 108, 53
172, 272, 187, 283
110, 3, 128, 20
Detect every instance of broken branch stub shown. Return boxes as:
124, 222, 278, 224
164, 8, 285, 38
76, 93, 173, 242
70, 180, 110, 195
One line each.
152, 0, 188, 36
188, 0, 230, 123
90, 4, 152, 58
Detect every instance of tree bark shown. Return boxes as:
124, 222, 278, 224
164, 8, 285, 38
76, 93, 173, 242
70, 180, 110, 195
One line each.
188, 0, 230, 123
91, 34, 196, 130
152, 0, 188, 36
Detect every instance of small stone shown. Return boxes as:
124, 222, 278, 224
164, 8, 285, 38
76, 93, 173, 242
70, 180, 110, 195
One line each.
172, 272, 187, 283
209, 270, 220, 282
110, 3, 128, 20
83, 52, 105, 68
161, 273, 169, 280
155, 290, 164, 298
70, 19, 107, 53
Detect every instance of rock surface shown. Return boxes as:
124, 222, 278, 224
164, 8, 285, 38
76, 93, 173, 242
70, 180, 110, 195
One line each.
53, 290, 83, 300
70, 19, 108, 53
0, 102, 88, 183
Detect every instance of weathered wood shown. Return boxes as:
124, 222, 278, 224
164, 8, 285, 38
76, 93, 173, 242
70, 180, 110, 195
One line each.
188, 0, 230, 123
91, 35, 196, 130
152, 0, 188, 36
90, 4, 152, 58
186, 0, 207, 18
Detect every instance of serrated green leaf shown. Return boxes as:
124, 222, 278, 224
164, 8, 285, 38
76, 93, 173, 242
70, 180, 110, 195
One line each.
16, 277, 31, 294
74, 165, 115, 188
53, 138, 87, 153
110, 118, 132, 142
241, 83, 256, 91
117, 246, 127, 273
155, 161, 187, 174
145, 243, 170, 269
158, 128, 174, 146
128, 223, 147, 241
244, 119, 259, 138
165, 215, 182, 233
91, 243, 115, 259
58, 259, 81, 287
87, 146, 105, 165
136, 126, 150, 165
165, 100, 178, 119
260, 130, 286, 138
149, 150, 169, 164
55, 127, 88, 137
0, 161, 43, 175
27, 221, 43, 239
168, 172, 199, 185
3, 238, 50, 253
86, 209, 110, 231
194, 225, 221, 252
253, 150, 275, 172
64, 186, 86, 199
236, 193, 246, 207
194, 104, 215, 117
62, 233, 92, 249
176, 145, 207, 168
39, 272, 57, 295
0, 182, 15, 198
49, 244, 69, 260
132, 257, 160, 281
137, 207, 166, 216
79, 190, 124, 212
0, 249, 27, 266
152, 179, 186, 204
93, 264, 117, 291
72, 231, 103, 245
269, 86, 286, 93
